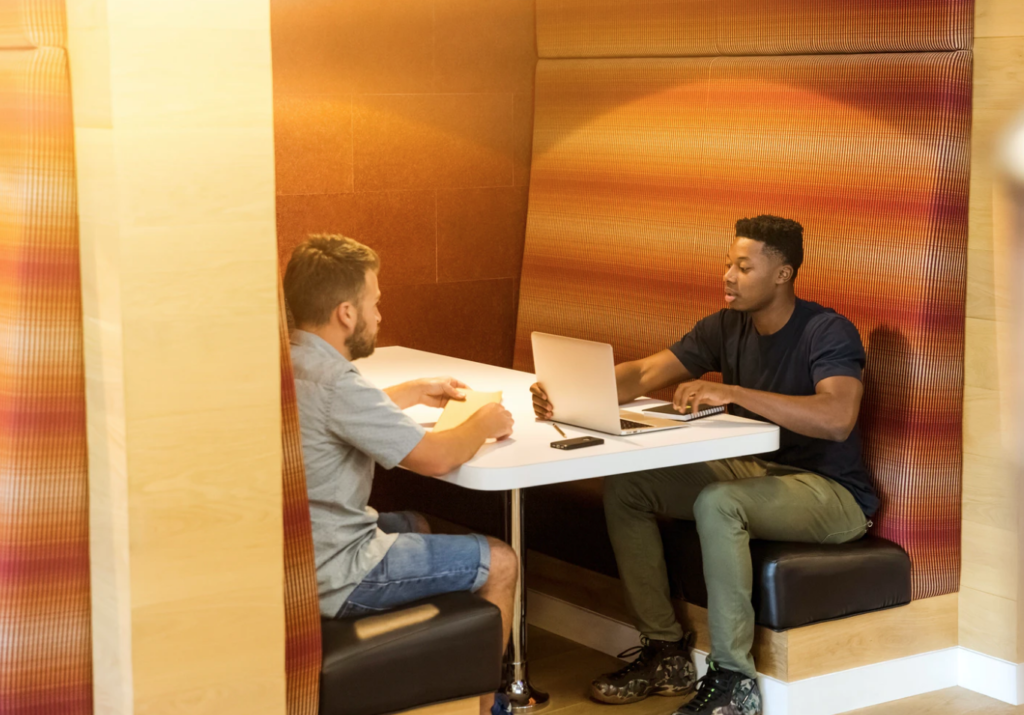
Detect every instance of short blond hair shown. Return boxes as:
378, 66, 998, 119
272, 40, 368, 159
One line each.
284, 234, 380, 327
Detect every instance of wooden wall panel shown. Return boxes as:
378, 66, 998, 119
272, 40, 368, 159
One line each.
271, 0, 537, 369
960, 0, 1024, 664
65, 1, 287, 714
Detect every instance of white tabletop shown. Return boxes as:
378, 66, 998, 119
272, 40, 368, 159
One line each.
358, 347, 780, 491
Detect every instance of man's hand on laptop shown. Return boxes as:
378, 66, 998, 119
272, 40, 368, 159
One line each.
529, 383, 553, 420
469, 402, 515, 441
416, 376, 469, 408
673, 379, 736, 414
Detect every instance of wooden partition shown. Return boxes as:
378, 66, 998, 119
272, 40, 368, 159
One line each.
959, 0, 1024, 665
65, 1, 287, 713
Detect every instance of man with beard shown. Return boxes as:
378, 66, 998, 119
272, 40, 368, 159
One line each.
285, 235, 518, 715
530, 216, 878, 715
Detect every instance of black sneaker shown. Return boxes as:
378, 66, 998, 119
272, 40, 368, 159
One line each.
677, 662, 761, 715
590, 633, 696, 704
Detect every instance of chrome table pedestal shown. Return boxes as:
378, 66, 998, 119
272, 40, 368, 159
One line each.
503, 487, 549, 712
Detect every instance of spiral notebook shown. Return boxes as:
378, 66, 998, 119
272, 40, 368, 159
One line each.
640, 403, 727, 422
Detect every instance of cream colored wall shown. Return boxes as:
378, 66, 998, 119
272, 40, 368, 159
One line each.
961, 0, 1024, 664
65, 1, 286, 714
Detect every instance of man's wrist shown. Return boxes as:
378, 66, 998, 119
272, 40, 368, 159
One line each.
727, 384, 744, 406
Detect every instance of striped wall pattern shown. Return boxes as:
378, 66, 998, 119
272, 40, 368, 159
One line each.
0, 0, 64, 49
0, 35, 92, 715
515, 47, 972, 597
279, 286, 322, 715
537, 0, 973, 59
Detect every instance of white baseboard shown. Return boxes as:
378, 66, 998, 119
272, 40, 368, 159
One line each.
525, 589, 1024, 714
958, 647, 1024, 706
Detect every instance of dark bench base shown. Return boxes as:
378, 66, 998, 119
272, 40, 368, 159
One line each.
321, 591, 504, 715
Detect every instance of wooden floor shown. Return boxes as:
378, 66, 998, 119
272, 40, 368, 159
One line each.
528, 626, 1024, 715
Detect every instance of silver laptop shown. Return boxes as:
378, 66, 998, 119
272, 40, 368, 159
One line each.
531, 332, 686, 436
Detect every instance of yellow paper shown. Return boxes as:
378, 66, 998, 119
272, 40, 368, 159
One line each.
433, 390, 503, 432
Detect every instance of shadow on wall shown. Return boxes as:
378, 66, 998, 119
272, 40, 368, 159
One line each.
859, 325, 913, 531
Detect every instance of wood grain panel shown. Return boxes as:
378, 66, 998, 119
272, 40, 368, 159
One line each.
959, 586, 1019, 662
785, 594, 958, 681
962, 9, 1024, 662
67, 2, 287, 714
405, 697, 479, 715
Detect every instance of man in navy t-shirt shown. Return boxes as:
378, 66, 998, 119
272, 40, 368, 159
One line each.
531, 215, 878, 715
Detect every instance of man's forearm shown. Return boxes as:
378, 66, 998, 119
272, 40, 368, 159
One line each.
614, 361, 645, 404
384, 380, 421, 410
730, 386, 853, 442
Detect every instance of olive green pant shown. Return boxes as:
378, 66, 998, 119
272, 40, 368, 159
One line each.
603, 456, 869, 679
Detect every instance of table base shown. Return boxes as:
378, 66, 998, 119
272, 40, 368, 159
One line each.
503, 488, 550, 713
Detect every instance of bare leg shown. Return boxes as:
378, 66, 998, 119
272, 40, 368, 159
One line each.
478, 537, 519, 715
407, 511, 432, 534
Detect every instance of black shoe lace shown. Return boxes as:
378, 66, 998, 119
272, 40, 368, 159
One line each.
609, 636, 656, 678
683, 666, 731, 712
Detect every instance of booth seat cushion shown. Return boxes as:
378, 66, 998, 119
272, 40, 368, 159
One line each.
320, 591, 503, 715
527, 480, 911, 631
661, 521, 912, 630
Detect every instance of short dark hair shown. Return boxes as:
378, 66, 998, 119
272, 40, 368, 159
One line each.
284, 234, 380, 327
735, 215, 804, 281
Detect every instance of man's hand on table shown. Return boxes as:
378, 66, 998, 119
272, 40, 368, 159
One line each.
530, 383, 553, 420
673, 379, 736, 414
386, 376, 468, 410
468, 402, 515, 441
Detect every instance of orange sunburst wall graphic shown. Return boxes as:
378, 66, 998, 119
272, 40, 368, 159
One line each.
516, 51, 971, 598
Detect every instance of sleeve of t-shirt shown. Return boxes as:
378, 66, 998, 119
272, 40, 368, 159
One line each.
809, 315, 866, 385
326, 369, 426, 469
668, 312, 724, 378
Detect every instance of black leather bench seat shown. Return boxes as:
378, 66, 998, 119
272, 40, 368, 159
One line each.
371, 472, 913, 632
525, 479, 912, 631
661, 520, 912, 630
321, 591, 504, 715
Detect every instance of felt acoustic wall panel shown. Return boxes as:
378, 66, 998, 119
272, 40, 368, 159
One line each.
0, 0, 65, 49
0, 46, 92, 713
537, 0, 973, 59
515, 52, 971, 599
279, 286, 322, 715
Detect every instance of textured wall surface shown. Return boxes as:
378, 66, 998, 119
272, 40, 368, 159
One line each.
279, 288, 321, 715
516, 4, 973, 600
0, 4, 92, 712
272, 0, 537, 368
537, 0, 973, 58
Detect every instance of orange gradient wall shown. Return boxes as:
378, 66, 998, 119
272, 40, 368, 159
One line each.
271, 0, 537, 368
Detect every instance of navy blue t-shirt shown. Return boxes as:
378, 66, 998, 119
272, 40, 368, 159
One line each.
669, 299, 879, 516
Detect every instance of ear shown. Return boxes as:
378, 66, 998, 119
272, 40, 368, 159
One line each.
776, 264, 794, 285
333, 300, 359, 335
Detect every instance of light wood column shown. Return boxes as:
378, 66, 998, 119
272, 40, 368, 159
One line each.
65, 1, 286, 714
961, 0, 1024, 664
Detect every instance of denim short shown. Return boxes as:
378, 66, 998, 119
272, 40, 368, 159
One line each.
336, 511, 491, 619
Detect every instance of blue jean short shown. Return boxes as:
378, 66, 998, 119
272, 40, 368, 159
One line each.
336, 511, 492, 619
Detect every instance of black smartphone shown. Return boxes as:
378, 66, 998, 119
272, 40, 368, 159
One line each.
551, 436, 605, 450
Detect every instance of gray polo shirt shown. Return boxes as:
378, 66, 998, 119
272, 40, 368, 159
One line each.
290, 330, 426, 616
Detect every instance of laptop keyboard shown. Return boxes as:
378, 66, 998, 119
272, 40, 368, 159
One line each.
620, 418, 649, 431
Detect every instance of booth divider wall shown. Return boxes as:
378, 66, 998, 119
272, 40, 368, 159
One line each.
0, 2, 92, 712
515, 0, 973, 603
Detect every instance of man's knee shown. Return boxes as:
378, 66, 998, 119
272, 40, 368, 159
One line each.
693, 481, 745, 526
603, 472, 653, 513
485, 537, 518, 587
408, 511, 431, 534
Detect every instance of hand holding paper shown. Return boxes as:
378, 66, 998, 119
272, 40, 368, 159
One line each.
433, 390, 504, 432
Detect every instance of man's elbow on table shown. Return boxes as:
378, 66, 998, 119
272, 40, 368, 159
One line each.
401, 403, 515, 477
